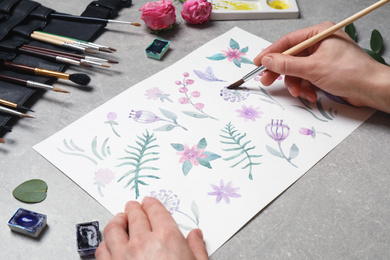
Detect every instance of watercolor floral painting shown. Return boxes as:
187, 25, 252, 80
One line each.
34, 27, 375, 256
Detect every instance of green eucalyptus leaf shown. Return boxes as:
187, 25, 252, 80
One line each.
13, 179, 48, 203
370, 29, 383, 54
345, 23, 357, 42
363, 48, 387, 65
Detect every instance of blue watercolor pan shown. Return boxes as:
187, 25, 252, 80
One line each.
7, 208, 47, 238
76, 221, 101, 256
145, 38, 170, 60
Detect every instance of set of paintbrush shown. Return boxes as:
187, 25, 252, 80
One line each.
30, 31, 116, 54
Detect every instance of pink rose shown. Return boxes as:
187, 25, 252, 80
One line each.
139, 0, 176, 31
181, 0, 212, 25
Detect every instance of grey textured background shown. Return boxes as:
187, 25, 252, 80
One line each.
1, 0, 390, 259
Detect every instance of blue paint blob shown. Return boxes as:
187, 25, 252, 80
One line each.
8, 208, 47, 237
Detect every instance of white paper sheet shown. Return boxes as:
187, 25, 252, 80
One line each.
34, 27, 375, 255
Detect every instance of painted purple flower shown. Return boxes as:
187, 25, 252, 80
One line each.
129, 110, 161, 123
299, 127, 331, 139
220, 86, 250, 102
94, 168, 116, 197
265, 119, 298, 168
150, 190, 180, 214
266, 119, 290, 142
208, 179, 241, 204
236, 105, 263, 122
105, 112, 120, 137
222, 47, 245, 62
145, 87, 172, 102
107, 112, 117, 121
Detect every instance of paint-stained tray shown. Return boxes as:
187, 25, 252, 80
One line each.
209, 0, 299, 20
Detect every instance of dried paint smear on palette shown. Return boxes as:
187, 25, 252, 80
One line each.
210, 0, 299, 20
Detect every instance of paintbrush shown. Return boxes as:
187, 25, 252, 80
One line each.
32, 31, 114, 53
50, 13, 142, 28
19, 47, 92, 67
21, 45, 111, 68
0, 105, 35, 119
30, 33, 96, 54
0, 97, 34, 112
2, 61, 91, 85
0, 73, 69, 93
23, 44, 118, 64
227, 0, 390, 89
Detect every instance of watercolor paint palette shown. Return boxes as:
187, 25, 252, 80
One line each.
209, 0, 299, 20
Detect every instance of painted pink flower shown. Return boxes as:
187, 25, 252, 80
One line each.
107, 112, 117, 121
236, 105, 263, 122
191, 91, 201, 98
178, 97, 189, 104
221, 47, 246, 62
185, 79, 194, 85
176, 144, 207, 166
208, 179, 241, 204
94, 168, 115, 185
139, 0, 176, 31
194, 103, 204, 110
145, 87, 164, 100
179, 87, 188, 93
175, 80, 182, 85
181, 0, 212, 25
183, 72, 189, 77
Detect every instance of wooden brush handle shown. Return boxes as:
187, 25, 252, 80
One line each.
283, 0, 390, 56
3, 61, 35, 74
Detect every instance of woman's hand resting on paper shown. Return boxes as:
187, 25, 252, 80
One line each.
254, 21, 390, 113
95, 196, 208, 260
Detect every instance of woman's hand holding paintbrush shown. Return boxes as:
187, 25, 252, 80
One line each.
228, 0, 390, 113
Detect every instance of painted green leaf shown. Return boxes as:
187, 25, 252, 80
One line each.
239, 46, 249, 53
191, 201, 200, 225
197, 158, 212, 169
197, 138, 207, 149
202, 151, 221, 161
207, 53, 226, 61
154, 124, 176, 131
182, 160, 193, 176
229, 38, 240, 50
171, 143, 184, 151
159, 108, 177, 121
233, 59, 242, 68
13, 179, 48, 203
182, 111, 208, 119
266, 145, 283, 158
370, 29, 383, 54
345, 23, 357, 42
289, 144, 299, 160
240, 57, 254, 65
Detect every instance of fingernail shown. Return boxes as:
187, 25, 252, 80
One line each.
262, 56, 273, 70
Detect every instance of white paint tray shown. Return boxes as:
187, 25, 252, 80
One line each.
209, 0, 299, 20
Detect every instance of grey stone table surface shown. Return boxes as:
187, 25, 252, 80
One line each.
1, 0, 390, 259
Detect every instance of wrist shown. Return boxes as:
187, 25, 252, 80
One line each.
362, 63, 390, 113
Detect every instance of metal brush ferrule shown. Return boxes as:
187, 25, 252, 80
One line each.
56, 56, 80, 66
242, 65, 266, 82
26, 80, 52, 90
